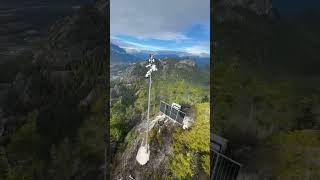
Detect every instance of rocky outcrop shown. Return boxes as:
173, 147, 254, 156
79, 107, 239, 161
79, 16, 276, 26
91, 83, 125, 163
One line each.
112, 114, 182, 179
80, 87, 100, 109
175, 59, 197, 70
33, 5, 105, 69
111, 111, 197, 179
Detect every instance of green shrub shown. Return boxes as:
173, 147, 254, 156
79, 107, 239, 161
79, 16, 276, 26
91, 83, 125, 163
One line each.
168, 103, 210, 178
257, 130, 320, 179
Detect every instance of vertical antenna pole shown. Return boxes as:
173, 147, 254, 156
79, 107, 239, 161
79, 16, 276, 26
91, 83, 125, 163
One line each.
146, 72, 152, 152
136, 54, 157, 165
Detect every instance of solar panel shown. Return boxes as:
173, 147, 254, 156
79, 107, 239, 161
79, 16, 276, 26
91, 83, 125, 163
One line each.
165, 104, 171, 116
159, 101, 185, 125
176, 111, 185, 124
160, 102, 166, 113
170, 108, 178, 120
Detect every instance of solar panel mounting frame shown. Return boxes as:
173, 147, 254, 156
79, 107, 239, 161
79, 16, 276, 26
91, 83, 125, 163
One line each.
159, 101, 185, 125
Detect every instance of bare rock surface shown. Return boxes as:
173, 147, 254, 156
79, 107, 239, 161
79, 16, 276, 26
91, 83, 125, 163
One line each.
112, 113, 189, 180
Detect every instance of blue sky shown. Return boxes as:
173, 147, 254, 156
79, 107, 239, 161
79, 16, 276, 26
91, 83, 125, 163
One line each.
111, 0, 210, 57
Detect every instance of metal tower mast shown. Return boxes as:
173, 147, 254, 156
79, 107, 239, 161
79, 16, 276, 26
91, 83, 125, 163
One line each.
146, 68, 151, 151
136, 54, 157, 165
145, 54, 157, 152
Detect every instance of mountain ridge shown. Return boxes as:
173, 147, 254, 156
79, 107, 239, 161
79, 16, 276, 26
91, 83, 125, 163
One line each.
110, 43, 210, 66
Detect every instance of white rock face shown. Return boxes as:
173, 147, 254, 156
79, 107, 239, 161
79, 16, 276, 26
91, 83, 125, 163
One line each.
136, 144, 150, 165
182, 116, 193, 129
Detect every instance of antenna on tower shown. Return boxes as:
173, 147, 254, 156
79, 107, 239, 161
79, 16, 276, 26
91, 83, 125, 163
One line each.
136, 54, 158, 165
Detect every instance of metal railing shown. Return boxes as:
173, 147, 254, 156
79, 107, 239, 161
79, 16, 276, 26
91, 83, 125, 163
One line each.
211, 149, 241, 180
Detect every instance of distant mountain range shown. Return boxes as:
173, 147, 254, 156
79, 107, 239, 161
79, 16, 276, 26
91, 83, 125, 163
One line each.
110, 43, 138, 64
110, 43, 210, 67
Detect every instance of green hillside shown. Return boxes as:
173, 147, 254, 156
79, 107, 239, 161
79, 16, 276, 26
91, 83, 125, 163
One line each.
110, 59, 210, 179
0, 4, 108, 179
213, 5, 320, 179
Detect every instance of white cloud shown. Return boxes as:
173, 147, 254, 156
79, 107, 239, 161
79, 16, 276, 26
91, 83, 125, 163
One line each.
111, 37, 167, 51
111, 0, 210, 40
184, 46, 210, 56
124, 48, 141, 53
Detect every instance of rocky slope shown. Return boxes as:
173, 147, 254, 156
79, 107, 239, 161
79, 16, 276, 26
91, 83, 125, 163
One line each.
0, 2, 108, 179
213, 0, 320, 179
111, 113, 183, 179
110, 57, 210, 179
0, 2, 106, 132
